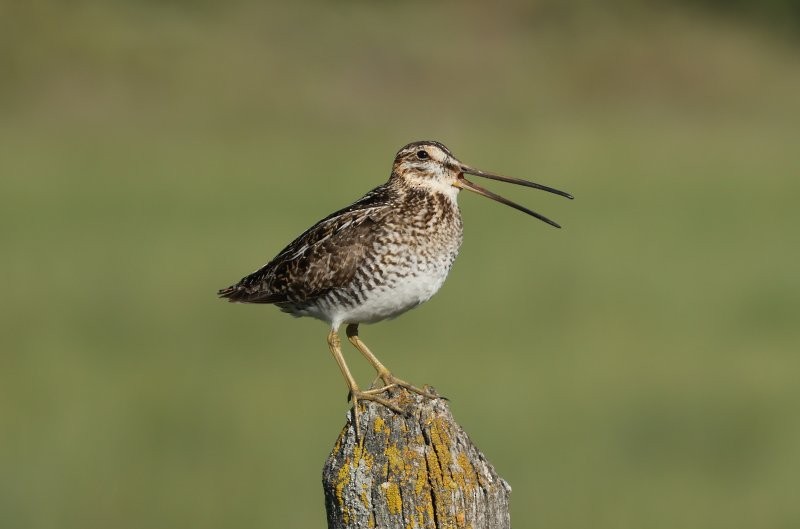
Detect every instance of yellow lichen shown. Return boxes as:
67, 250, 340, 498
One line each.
373, 416, 389, 434
335, 442, 377, 525
335, 462, 350, 505
352, 443, 375, 471
431, 417, 452, 448
415, 503, 434, 528
424, 415, 471, 528
360, 485, 370, 509
414, 464, 428, 496
385, 444, 406, 476
425, 447, 443, 488
456, 452, 473, 475
428, 417, 454, 488
453, 452, 477, 493
384, 482, 402, 515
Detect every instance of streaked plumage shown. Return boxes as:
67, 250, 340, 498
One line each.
218, 171, 462, 328
219, 140, 572, 437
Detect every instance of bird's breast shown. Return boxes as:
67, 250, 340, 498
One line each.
342, 207, 462, 323
314, 195, 463, 326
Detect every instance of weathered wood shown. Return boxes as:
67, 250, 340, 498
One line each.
322, 388, 511, 529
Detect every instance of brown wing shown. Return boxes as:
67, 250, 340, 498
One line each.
218, 184, 394, 305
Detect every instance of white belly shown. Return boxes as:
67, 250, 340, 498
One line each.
339, 263, 450, 325
302, 246, 458, 328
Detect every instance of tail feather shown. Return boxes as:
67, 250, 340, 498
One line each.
217, 282, 285, 304
217, 284, 242, 301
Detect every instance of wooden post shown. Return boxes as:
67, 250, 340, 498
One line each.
322, 388, 511, 529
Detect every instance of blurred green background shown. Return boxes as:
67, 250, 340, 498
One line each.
2, 1, 799, 528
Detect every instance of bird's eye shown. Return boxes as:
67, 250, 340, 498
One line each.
416, 150, 429, 160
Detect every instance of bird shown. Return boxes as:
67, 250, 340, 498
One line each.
218, 140, 572, 436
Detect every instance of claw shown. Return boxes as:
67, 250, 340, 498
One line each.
379, 373, 441, 401
362, 384, 397, 395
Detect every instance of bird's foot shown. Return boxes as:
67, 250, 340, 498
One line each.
369, 371, 442, 401
348, 388, 405, 441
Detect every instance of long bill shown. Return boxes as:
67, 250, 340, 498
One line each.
454, 165, 574, 228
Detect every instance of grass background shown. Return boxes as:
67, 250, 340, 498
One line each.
2, 1, 799, 528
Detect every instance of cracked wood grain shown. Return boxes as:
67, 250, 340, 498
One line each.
322, 388, 511, 529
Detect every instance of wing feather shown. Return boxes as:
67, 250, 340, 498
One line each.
218, 184, 395, 305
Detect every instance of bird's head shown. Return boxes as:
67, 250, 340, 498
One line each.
391, 140, 574, 228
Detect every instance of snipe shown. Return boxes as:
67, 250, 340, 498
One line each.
219, 141, 572, 436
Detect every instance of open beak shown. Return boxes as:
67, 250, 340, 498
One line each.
453, 164, 574, 228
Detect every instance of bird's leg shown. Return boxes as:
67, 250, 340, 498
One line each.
345, 324, 440, 400
327, 329, 403, 439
